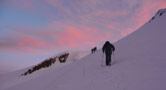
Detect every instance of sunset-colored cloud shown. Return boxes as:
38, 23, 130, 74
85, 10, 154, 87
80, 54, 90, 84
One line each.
55, 25, 108, 48
1, 0, 166, 70
120, 0, 166, 37
0, 31, 51, 54
0, 23, 110, 53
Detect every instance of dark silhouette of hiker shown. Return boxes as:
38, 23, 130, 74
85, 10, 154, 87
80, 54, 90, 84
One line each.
102, 41, 115, 66
91, 47, 97, 53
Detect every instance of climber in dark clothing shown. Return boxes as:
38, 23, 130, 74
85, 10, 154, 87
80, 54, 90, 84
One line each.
102, 41, 115, 66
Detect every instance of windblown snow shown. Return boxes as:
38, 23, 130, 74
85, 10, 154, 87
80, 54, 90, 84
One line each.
0, 9, 166, 90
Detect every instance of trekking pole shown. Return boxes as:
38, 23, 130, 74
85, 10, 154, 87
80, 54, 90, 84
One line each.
101, 52, 105, 67
112, 51, 116, 62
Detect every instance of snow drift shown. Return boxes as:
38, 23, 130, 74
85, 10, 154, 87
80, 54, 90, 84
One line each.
0, 9, 166, 90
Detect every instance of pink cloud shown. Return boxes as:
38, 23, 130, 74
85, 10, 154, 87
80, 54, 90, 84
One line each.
78, 10, 128, 23
135, 0, 166, 26
56, 26, 97, 48
121, 0, 166, 37
159, 0, 166, 8
40, 24, 111, 49
2, 0, 165, 54
0, 23, 112, 53
0, 33, 51, 54
18, 35, 48, 49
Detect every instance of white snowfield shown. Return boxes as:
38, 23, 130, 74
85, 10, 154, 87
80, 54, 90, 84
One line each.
0, 9, 166, 90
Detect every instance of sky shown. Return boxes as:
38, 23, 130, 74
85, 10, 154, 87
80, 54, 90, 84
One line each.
0, 0, 166, 72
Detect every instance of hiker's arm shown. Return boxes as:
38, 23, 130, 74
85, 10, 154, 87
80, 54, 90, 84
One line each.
112, 45, 115, 51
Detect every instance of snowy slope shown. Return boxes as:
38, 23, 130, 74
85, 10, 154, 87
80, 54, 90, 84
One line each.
0, 50, 90, 90
1, 9, 166, 90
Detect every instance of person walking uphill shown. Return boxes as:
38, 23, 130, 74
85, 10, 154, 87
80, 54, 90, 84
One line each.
102, 41, 115, 66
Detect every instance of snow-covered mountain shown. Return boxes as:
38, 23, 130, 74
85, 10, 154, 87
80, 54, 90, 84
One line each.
0, 8, 166, 90
149, 8, 166, 22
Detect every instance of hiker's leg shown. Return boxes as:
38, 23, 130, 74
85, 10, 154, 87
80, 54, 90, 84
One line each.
106, 55, 109, 66
108, 55, 112, 65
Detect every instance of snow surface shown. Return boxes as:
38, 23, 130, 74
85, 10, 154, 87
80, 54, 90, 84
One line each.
0, 9, 166, 90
